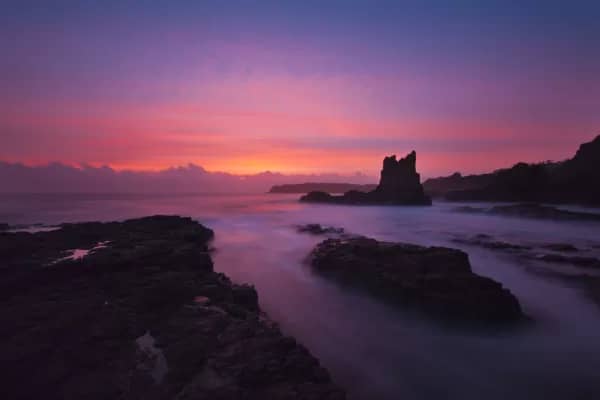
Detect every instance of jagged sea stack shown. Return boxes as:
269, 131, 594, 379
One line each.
301, 151, 431, 205
371, 151, 430, 204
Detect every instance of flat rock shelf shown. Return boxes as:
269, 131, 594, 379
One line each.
0, 215, 344, 400
309, 237, 526, 323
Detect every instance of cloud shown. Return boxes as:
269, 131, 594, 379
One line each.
0, 161, 374, 194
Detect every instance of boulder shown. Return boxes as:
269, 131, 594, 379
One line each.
309, 237, 525, 323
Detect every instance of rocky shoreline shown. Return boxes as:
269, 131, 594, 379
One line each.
308, 236, 526, 323
453, 203, 600, 222
0, 216, 344, 399
424, 135, 600, 205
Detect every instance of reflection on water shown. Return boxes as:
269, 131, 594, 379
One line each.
2, 193, 600, 399
49, 241, 111, 265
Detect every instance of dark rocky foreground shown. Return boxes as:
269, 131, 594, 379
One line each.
0, 216, 344, 400
308, 237, 525, 323
301, 151, 431, 206
454, 203, 600, 222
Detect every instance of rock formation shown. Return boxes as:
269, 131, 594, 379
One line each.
296, 223, 345, 235
308, 236, 525, 323
453, 203, 600, 221
0, 216, 344, 399
301, 151, 431, 205
451, 233, 600, 270
424, 135, 600, 205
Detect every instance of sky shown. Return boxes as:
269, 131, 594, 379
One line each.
1, 0, 599, 179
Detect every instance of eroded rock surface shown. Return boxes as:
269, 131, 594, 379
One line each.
296, 224, 345, 235
308, 237, 525, 323
0, 216, 344, 400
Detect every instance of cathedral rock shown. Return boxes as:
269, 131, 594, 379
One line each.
301, 151, 431, 205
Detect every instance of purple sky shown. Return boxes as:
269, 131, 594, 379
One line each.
1, 0, 599, 178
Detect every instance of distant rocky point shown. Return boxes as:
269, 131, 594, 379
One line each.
301, 151, 431, 205
424, 135, 600, 205
270, 183, 376, 194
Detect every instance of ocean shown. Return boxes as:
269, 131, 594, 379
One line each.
2, 192, 600, 399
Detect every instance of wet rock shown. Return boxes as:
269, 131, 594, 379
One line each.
533, 253, 600, 269
452, 206, 486, 214
453, 233, 600, 272
489, 203, 600, 221
452, 235, 531, 251
296, 224, 345, 235
0, 215, 344, 399
542, 243, 579, 252
453, 203, 600, 222
309, 237, 525, 323
301, 152, 431, 206
301, 191, 335, 203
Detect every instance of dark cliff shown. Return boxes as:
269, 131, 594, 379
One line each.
423, 135, 600, 205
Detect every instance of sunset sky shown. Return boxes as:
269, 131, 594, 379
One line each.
2, 0, 599, 178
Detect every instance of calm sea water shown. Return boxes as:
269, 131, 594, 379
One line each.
2, 193, 600, 399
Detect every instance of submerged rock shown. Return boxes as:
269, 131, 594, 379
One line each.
533, 253, 600, 269
452, 234, 531, 251
0, 215, 344, 400
296, 224, 345, 235
451, 233, 600, 272
309, 237, 525, 323
542, 243, 580, 252
301, 151, 431, 205
489, 203, 600, 221
453, 203, 600, 222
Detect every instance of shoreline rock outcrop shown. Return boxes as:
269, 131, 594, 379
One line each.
301, 151, 431, 205
308, 237, 525, 323
296, 224, 345, 235
0, 216, 344, 399
452, 233, 600, 270
453, 203, 600, 222
424, 135, 600, 205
